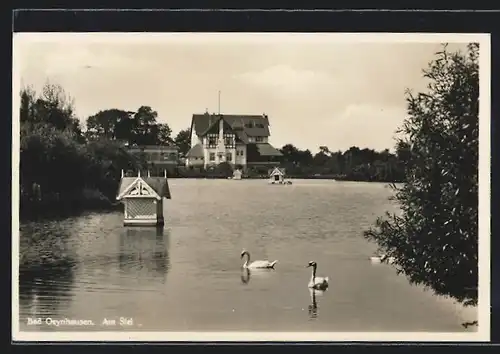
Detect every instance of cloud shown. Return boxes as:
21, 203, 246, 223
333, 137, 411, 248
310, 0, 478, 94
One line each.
328, 103, 406, 151
233, 64, 332, 96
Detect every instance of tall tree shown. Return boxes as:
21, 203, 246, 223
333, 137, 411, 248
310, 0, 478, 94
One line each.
85, 109, 132, 141
174, 128, 191, 156
364, 43, 479, 307
132, 106, 158, 145
153, 123, 173, 145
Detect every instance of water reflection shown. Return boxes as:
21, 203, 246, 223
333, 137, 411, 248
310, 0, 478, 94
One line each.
308, 289, 327, 320
118, 227, 170, 283
239, 267, 276, 285
19, 225, 77, 321
240, 268, 250, 284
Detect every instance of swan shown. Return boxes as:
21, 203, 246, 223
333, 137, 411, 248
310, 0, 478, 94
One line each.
306, 261, 329, 290
240, 250, 278, 269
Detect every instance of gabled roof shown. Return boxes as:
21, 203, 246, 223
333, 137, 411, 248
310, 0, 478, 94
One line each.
269, 167, 285, 176
234, 130, 249, 144
191, 113, 271, 138
116, 176, 172, 200
186, 143, 204, 158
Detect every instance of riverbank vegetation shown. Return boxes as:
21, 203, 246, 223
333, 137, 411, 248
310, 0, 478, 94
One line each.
363, 43, 479, 312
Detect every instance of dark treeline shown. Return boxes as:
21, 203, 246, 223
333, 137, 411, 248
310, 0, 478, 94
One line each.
274, 144, 407, 182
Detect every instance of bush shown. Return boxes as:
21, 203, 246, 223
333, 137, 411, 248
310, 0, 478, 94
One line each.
363, 43, 479, 307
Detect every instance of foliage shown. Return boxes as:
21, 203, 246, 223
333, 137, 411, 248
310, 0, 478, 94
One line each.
85, 106, 173, 146
277, 144, 404, 182
363, 43, 479, 306
215, 162, 233, 178
174, 128, 191, 157
19, 83, 141, 216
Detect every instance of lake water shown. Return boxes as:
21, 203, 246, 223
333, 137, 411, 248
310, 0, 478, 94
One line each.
17, 179, 477, 333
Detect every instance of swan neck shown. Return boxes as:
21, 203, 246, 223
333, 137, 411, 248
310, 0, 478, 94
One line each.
243, 252, 250, 267
310, 265, 317, 280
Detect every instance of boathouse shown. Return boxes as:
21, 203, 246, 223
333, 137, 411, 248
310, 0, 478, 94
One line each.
268, 167, 286, 184
116, 170, 171, 227
232, 169, 242, 180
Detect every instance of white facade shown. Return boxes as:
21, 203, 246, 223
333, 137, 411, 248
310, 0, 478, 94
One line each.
186, 117, 248, 168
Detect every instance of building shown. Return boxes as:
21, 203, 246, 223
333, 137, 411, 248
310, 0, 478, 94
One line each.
116, 170, 172, 227
268, 166, 286, 184
126, 145, 179, 174
232, 169, 242, 180
185, 113, 283, 170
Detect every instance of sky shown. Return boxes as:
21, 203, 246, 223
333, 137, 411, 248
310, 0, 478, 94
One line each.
14, 33, 472, 153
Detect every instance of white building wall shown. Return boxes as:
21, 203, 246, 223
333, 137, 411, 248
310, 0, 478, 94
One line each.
235, 144, 247, 166
204, 147, 218, 167
190, 126, 202, 147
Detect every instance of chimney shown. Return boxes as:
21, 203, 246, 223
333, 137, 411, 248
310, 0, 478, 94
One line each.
164, 169, 167, 178
121, 169, 124, 178
138, 170, 141, 177
147, 170, 151, 177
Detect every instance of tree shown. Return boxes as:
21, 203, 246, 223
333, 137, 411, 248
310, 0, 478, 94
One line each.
363, 43, 479, 307
85, 109, 132, 141
154, 123, 173, 145
174, 128, 191, 157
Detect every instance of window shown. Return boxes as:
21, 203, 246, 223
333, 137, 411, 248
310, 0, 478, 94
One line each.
224, 134, 235, 147
255, 123, 265, 128
226, 153, 232, 162
207, 134, 217, 147
255, 136, 264, 142
209, 153, 215, 161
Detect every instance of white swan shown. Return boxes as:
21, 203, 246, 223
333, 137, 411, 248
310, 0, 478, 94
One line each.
306, 261, 329, 290
240, 250, 278, 269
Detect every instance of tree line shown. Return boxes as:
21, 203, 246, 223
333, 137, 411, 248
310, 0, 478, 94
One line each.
19, 43, 479, 311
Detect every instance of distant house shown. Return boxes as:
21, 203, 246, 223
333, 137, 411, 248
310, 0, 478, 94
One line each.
185, 112, 283, 170
126, 145, 179, 173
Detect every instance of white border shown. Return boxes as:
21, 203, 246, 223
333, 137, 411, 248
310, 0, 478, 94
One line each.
11, 32, 491, 343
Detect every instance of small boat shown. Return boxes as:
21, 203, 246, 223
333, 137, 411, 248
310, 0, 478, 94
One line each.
370, 255, 395, 264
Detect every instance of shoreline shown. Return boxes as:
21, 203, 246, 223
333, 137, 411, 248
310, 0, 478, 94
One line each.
170, 175, 403, 183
